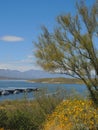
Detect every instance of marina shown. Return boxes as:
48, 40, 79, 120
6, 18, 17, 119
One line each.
0, 87, 39, 96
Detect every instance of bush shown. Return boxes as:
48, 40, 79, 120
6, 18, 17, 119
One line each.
0, 109, 8, 128
7, 110, 34, 130
43, 99, 98, 130
0, 89, 66, 130
34, 88, 66, 115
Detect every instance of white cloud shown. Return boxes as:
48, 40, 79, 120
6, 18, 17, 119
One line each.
0, 53, 42, 71
0, 63, 41, 72
0, 54, 41, 71
0, 35, 24, 42
20, 55, 34, 63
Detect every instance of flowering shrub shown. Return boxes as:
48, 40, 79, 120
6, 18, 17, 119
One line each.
43, 99, 98, 130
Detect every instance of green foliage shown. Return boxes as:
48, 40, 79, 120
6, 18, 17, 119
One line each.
8, 110, 34, 130
34, 0, 98, 105
34, 88, 66, 115
0, 89, 65, 130
0, 109, 8, 128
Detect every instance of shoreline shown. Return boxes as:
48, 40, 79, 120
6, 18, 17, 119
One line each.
28, 77, 84, 84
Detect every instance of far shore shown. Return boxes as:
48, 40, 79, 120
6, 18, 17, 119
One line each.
28, 77, 84, 84
0, 77, 84, 84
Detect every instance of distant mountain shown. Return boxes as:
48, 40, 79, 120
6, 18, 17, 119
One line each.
0, 69, 67, 80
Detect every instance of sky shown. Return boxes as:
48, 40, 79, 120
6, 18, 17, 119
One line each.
0, 0, 96, 71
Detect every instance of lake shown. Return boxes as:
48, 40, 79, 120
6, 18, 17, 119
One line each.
0, 80, 88, 101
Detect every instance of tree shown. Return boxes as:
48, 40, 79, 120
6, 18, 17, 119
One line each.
34, 0, 98, 104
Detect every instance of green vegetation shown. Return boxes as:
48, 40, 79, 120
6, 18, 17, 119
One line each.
0, 89, 66, 130
29, 77, 83, 84
0, 90, 97, 130
34, 0, 98, 104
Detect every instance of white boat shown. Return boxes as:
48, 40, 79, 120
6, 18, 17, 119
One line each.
2, 90, 10, 95
13, 90, 20, 94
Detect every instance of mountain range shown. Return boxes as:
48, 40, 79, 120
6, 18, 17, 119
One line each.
0, 69, 66, 80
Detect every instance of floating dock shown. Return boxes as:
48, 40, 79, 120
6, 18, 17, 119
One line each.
0, 87, 39, 96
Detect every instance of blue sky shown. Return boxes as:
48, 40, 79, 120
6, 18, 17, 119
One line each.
0, 0, 96, 71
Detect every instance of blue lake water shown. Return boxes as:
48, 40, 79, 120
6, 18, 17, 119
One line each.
0, 80, 88, 101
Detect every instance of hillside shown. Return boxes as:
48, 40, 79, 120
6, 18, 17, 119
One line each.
29, 77, 83, 84
0, 69, 67, 80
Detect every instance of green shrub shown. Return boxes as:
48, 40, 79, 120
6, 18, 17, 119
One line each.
8, 110, 36, 130
34, 88, 66, 114
0, 109, 8, 128
0, 89, 66, 130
